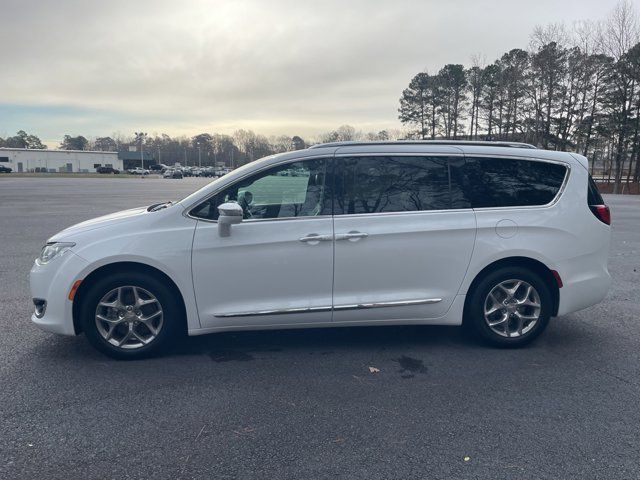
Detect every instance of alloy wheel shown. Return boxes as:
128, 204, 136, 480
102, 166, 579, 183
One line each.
483, 279, 541, 338
95, 286, 163, 349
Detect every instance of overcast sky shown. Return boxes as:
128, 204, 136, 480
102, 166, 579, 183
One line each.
0, 0, 631, 145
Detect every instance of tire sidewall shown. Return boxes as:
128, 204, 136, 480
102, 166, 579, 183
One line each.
467, 266, 552, 347
80, 272, 182, 359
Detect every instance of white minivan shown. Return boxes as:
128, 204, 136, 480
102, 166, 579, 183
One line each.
30, 141, 612, 359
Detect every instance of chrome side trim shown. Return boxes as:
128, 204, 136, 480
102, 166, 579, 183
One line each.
214, 298, 442, 318
215, 305, 332, 317
333, 298, 442, 310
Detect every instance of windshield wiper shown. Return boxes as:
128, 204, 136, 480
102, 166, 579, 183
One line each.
147, 201, 174, 212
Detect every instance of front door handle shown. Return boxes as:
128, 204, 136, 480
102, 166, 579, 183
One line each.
299, 233, 333, 243
335, 231, 369, 241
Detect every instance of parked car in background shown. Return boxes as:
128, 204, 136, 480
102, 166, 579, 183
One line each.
29, 141, 611, 359
0, 165, 12, 173
149, 164, 165, 172
128, 167, 150, 175
163, 169, 183, 179
96, 166, 120, 174
200, 167, 217, 177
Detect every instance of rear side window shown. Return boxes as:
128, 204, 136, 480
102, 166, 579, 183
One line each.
334, 156, 451, 214
587, 175, 604, 205
449, 157, 567, 208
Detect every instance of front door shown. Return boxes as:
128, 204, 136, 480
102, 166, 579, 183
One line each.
190, 157, 334, 329
331, 154, 476, 323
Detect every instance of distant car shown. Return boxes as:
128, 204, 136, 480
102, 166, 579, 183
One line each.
200, 167, 216, 177
96, 166, 120, 174
149, 164, 164, 172
0, 165, 12, 173
163, 169, 183, 179
128, 167, 150, 175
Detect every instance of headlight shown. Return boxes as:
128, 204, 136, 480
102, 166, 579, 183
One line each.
38, 242, 75, 265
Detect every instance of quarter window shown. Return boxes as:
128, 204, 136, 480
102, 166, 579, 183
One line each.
190, 158, 329, 220
334, 156, 451, 214
449, 157, 567, 208
587, 175, 604, 205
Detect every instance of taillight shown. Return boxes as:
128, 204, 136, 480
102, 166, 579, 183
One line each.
589, 205, 611, 225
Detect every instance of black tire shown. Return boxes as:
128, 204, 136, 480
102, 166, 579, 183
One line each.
80, 271, 184, 360
465, 266, 552, 348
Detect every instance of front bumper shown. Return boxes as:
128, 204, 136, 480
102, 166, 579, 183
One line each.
29, 251, 88, 335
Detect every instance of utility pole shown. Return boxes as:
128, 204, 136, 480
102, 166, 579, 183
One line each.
135, 131, 146, 169
197, 142, 202, 167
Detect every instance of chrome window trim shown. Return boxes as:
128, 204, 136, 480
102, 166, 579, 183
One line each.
214, 298, 442, 318
332, 208, 474, 220
184, 154, 334, 223
459, 154, 571, 212
186, 152, 572, 223
331, 153, 571, 216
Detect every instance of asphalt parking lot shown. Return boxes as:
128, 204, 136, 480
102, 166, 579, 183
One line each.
1, 176, 639, 480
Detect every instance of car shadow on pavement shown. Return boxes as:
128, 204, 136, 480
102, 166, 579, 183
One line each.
31, 316, 593, 365
168, 324, 481, 360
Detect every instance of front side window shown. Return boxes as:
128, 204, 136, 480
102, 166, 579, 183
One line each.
449, 157, 567, 208
190, 158, 329, 220
334, 156, 451, 214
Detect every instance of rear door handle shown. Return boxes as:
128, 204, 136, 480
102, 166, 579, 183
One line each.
335, 231, 368, 241
299, 233, 333, 243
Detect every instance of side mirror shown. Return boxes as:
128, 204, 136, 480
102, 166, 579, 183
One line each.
218, 202, 244, 237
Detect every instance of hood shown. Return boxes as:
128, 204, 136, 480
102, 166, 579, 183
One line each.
49, 206, 151, 242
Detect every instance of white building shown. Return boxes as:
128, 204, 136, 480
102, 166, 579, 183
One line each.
0, 148, 122, 173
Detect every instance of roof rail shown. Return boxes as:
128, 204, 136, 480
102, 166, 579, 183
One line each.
308, 140, 537, 150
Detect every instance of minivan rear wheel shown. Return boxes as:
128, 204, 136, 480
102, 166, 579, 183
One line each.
80, 272, 182, 359
466, 267, 552, 347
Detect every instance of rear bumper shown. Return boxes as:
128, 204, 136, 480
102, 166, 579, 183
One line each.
556, 259, 611, 316
29, 251, 88, 336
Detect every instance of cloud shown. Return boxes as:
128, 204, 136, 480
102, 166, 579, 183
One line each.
0, 0, 621, 140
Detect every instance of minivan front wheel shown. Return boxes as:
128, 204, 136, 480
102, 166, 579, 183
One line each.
467, 267, 552, 347
80, 272, 182, 359
95, 286, 164, 349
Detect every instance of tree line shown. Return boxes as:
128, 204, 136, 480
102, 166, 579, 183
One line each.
399, 0, 640, 193
0, 125, 400, 169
